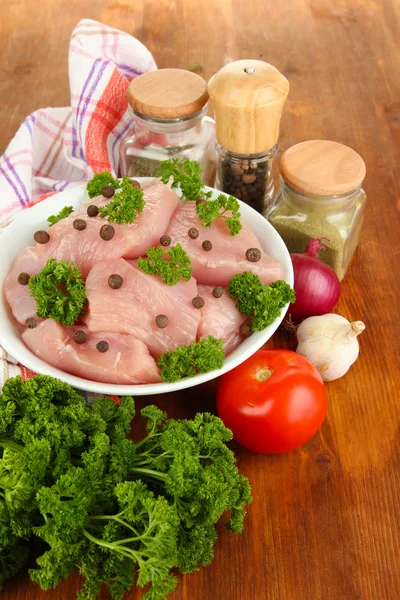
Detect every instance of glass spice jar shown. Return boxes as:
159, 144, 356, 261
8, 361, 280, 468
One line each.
266, 140, 367, 280
119, 69, 216, 185
208, 60, 289, 213
215, 145, 276, 213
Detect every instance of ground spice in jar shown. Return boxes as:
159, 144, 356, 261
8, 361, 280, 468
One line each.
267, 140, 367, 280
120, 69, 216, 183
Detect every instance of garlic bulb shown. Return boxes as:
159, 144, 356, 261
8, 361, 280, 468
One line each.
296, 314, 365, 381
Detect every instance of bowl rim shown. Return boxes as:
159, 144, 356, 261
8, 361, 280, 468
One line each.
0, 180, 293, 395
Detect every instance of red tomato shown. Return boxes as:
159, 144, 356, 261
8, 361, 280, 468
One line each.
217, 349, 327, 453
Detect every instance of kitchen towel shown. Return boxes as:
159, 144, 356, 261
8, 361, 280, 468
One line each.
0, 18, 156, 391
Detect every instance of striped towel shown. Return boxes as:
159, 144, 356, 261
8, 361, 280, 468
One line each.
0, 18, 156, 392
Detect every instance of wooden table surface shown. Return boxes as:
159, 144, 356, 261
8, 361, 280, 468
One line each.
1, 1, 400, 599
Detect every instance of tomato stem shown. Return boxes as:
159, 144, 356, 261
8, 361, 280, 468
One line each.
255, 368, 273, 382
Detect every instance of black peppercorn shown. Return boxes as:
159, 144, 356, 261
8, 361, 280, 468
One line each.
202, 240, 212, 251
25, 317, 37, 329
73, 330, 86, 344
196, 198, 206, 206
242, 173, 257, 185
34, 230, 50, 244
102, 184, 115, 198
100, 224, 115, 241
218, 155, 271, 214
192, 296, 205, 309
155, 314, 169, 328
96, 340, 109, 353
18, 272, 30, 285
73, 218, 87, 231
239, 322, 253, 337
108, 274, 123, 289
212, 286, 224, 298
159, 235, 171, 246
188, 228, 199, 239
231, 163, 244, 175
246, 247, 261, 262
130, 180, 141, 188
87, 204, 99, 217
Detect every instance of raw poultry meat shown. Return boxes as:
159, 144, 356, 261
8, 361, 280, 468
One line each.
4, 246, 43, 325
197, 284, 248, 355
22, 319, 161, 384
35, 181, 179, 276
85, 258, 200, 358
165, 201, 284, 286
5, 177, 287, 385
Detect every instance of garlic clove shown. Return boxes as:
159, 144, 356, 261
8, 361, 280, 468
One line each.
296, 314, 365, 381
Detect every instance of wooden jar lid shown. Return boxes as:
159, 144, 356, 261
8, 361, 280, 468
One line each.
127, 69, 209, 120
280, 140, 366, 196
207, 60, 289, 154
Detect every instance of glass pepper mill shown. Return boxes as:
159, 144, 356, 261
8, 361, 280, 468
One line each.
119, 69, 216, 185
208, 60, 289, 213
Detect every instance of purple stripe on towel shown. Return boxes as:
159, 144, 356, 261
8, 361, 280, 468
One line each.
75, 58, 101, 146
3, 155, 29, 205
79, 60, 109, 137
0, 164, 25, 206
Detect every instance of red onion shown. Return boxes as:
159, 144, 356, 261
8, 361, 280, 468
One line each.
288, 238, 341, 322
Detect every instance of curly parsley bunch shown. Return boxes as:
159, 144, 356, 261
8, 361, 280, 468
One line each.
0, 375, 252, 599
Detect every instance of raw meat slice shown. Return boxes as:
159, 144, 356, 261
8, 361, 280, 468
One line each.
197, 284, 248, 355
4, 246, 42, 325
22, 319, 161, 384
165, 202, 284, 286
86, 258, 200, 358
35, 181, 179, 276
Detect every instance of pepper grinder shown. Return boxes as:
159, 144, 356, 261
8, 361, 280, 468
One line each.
208, 60, 289, 213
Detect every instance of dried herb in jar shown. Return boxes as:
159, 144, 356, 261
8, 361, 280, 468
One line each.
268, 140, 367, 280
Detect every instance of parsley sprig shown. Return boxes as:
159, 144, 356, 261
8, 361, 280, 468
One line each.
138, 243, 192, 286
196, 194, 242, 236
157, 159, 242, 235
98, 177, 145, 224
86, 172, 119, 199
156, 158, 212, 201
157, 336, 225, 382
86, 173, 145, 224
228, 272, 295, 331
47, 206, 73, 226
28, 258, 86, 325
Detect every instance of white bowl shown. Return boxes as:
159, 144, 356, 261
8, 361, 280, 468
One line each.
0, 181, 293, 395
